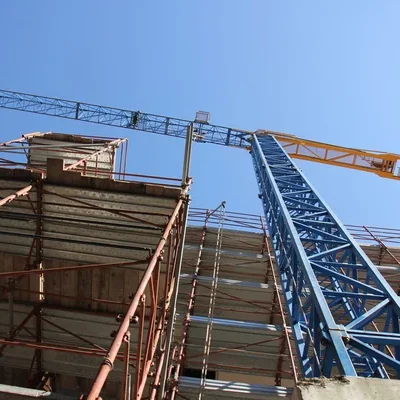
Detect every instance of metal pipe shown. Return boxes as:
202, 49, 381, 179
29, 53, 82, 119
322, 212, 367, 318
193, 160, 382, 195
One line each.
0, 184, 32, 207
86, 185, 190, 400
136, 316, 165, 398
64, 138, 126, 171
0, 259, 148, 278
156, 117, 193, 400
261, 222, 298, 384
199, 205, 225, 399
135, 297, 145, 398
0, 338, 135, 360
157, 201, 190, 400
121, 332, 131, 400
127, 373, 132, 400
0, 229, 152, 252
170, 211, 209, 400
0, 307, 37, 355
149, 351, 165, 400
40, 316, 106, 351
181, 124, 193, 186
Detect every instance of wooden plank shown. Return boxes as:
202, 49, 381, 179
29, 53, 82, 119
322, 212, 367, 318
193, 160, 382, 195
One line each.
124, 269, 139, 308
44, 259, 61, 306
77, 266, 92, 309
93, 268, 109, 313
108, 266, 125, 314
60, 262, 77, 308
91, 266, 101, 312
14, 255, 30, 303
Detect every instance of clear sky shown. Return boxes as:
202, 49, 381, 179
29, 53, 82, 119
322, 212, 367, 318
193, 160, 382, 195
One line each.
0, 1, 399, 229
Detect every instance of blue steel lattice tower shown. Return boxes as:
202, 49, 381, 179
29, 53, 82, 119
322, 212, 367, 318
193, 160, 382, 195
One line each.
252, 134, 400, 378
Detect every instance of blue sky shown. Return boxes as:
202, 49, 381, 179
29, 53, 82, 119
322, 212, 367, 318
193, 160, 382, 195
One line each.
0, 1, 399, 228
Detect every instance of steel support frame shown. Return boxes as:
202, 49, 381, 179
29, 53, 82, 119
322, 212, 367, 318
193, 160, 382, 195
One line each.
0, 131, 126, 178
85, 183, 191, 400
167, 210, 210, 400
0, 90, 250, 148
0, 182, 190, 400
251, 134, 400, 378
260, 220, 298, 385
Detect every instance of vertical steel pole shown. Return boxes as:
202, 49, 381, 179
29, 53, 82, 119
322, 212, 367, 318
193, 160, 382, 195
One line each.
157, 125, 193, 399
157, 201, 189, 399
35, 179, 44, 377
121, 332, 131, 400
87, 189, 189, 400
181, 124, 193, 187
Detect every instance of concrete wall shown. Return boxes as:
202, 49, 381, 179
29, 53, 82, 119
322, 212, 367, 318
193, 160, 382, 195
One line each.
293, 377, 400, 400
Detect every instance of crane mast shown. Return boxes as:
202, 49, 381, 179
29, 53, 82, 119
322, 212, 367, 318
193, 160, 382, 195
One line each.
252, 135, 400, 377
0, 89, 400, 378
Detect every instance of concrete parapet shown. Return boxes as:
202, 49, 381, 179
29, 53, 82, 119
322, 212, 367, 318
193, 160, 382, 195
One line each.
293, 377, 400, 400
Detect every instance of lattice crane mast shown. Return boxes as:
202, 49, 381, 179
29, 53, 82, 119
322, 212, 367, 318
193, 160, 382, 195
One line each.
0, 89, 400, 379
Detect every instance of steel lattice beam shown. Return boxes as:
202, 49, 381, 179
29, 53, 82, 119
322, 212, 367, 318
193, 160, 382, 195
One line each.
0, 89, 250, 148
251, 134, 400, 378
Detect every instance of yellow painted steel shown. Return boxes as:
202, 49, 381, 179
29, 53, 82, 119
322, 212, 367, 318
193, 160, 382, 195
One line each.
255, 130, 400, 180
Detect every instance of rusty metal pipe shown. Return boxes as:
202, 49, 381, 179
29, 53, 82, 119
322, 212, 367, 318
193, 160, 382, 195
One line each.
157, 202, 190, 400
121, 331, 131, 400
135, 297, 146, 398
136, 316, 164, 398
0, 338, 135, 360
149, 351, 165, 400
0, 259, 147, 278
86, 189, 189, 400
64, 138, 126, 171
0, 185, 32, 207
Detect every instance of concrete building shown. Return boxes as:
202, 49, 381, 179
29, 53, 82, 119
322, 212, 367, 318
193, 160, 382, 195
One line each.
0, 132, 399, 399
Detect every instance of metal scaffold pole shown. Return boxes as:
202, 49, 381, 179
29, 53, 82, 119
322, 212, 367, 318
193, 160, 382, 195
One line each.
198, 202, 225, 399
157, 124, 193, 399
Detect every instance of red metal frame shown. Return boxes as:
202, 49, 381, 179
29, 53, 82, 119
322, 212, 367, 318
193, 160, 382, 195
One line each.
0, 132, 192, 399
166, 208, 298, 398
85, 184, 190, 400
0, 184, 190, 400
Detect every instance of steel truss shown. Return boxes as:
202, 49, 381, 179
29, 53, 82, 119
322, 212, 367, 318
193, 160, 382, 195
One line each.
0, 90, 250, 148
251, 134, 400, 378
3, 89, 400, 181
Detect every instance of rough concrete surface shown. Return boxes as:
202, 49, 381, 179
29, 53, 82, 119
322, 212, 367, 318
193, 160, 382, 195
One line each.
293, 376, 400, 400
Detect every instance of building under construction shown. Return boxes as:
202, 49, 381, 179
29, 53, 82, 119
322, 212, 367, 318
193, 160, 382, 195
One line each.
0, 90, 400, 400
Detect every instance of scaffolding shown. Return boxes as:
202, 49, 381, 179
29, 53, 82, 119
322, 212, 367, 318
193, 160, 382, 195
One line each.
0, 132, 400, 399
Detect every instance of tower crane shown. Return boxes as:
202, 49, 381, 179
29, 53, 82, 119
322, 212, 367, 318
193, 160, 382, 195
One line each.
0, 89, 400, 380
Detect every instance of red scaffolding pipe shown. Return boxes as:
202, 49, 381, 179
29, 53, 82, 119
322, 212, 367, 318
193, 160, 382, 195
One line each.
86, 183, 190, 400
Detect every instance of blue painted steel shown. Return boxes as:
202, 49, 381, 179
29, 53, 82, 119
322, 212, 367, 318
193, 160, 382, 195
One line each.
251, 134, 400, 378
0, 90, 250, 148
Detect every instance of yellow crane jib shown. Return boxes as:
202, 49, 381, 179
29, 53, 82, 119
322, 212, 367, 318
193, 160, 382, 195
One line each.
255, 129, 400, 180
